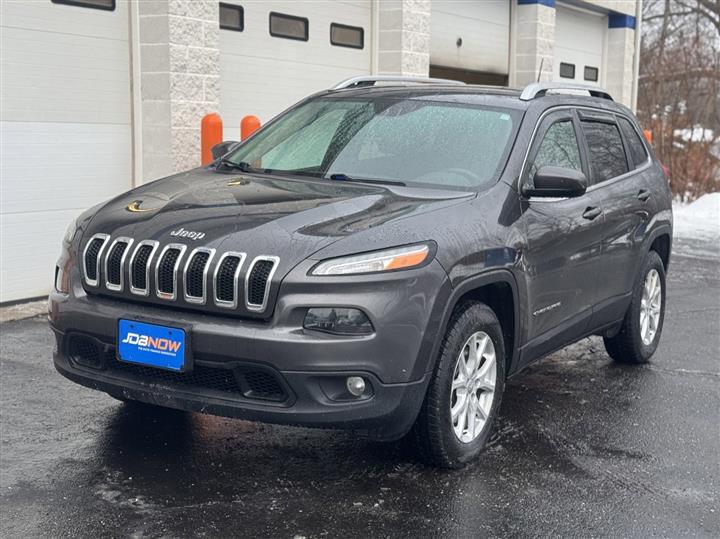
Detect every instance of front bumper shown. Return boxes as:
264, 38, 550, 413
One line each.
49, 259, 451, 440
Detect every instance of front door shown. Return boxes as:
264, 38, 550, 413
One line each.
518, 109, 606, 364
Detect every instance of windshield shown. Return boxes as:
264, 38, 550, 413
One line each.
224, 96, 521, 190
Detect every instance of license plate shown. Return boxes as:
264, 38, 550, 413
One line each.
117, 319, 186, 372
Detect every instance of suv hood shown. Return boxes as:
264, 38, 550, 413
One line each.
83, 168, 474, 274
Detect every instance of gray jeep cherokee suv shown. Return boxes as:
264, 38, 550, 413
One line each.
50, 77, 672, 468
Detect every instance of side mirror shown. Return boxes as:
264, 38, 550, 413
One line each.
524, 166, 587, 198
211, 140, 241, 161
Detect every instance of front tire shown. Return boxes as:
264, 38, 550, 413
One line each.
604, 251, 666, 364
413, 301, 505, 469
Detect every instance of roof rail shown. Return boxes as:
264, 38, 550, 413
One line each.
332, 75, 465, 90
520, 82, 613, 101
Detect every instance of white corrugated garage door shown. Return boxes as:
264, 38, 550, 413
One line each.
430, 0, 509, 84
0, 0, 132, 303
554, 4, 606, 85
219, 0, 372, 139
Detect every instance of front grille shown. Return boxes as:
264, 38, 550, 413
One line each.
184, 249, 212, 301
106, 239, 131, 289
130, 243, 155, 292
157, 247, 183, 297
84, 233, 278, 313
83, 235, 108, 285
215, 254, 243, 306
247, 258, 277, 308
65, 334, 288, 403
112, 360, 241, 394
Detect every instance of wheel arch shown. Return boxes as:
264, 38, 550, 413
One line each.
429, 270, 521, 378
648, 229, 672, 270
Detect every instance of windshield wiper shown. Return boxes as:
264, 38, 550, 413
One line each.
216, 158, 263, 173
329, 173, 405, 187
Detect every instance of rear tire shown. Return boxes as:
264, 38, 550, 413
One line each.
604, 251, 666, 364
413, 301, 505, 469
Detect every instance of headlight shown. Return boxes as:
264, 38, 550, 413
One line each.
63, 216, 78, 244
311, 244, 431, 276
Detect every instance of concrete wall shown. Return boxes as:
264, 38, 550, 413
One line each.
377, 0, 431, 76
137, 0, 220, 181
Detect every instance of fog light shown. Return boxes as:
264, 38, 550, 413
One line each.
346, 376, 366, 397
303, 308, 373, 335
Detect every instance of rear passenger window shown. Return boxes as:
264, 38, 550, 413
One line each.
530, 120, 582, 179
581, 121, 629, 183
618, 117, 649, 168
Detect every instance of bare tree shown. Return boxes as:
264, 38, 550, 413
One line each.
637, 0, 720, 201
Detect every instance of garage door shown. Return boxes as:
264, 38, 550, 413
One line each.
219, 0, 372, 139
0, 0, 132, 303
553, 5, 606, 85
430, 0, 509, 84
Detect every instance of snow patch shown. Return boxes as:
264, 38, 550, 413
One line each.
673, 193, 720, 240
672, 193, 719, 260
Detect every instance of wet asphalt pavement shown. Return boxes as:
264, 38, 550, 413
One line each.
1, 246, 718, 538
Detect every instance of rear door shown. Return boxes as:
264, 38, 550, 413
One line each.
518, 109, 607, 363
578, 111, 653, 325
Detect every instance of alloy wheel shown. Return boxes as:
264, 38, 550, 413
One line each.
640, 268, 662, 346
450, 331, 497, 443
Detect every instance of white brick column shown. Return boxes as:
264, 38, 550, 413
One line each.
137, 0, 219, 182
605, 17, 636, 108
513, 1, 556, 86
376, 0, 431, 76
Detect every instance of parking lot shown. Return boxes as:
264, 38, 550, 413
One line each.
1, 240, 718, 538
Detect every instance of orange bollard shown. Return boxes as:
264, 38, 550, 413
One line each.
241, 115, 261, 141
643, 129, 653, 144
201, 113, 223, 165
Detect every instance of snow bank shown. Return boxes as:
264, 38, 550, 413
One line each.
673, 193, 720, 241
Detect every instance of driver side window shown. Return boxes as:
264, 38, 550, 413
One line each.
529, 120, 582, 179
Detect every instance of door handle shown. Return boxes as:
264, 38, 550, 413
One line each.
637, 189, 651, 201
582, 206, 602, 220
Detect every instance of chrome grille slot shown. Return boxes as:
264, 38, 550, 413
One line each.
82, 234, 109, 287
213, 252, 245, 309
104, 237, 133, 291
155, 244, 186, 300
183, 248, 215, 304
245, 256, 279, 311
129, 240, 158, 296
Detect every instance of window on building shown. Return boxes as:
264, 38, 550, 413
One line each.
51, 0, 115, 10
559, 62, 575, 79
581, 121, 629, 183
269, 12, 309, 41
584, 66, 599, 82
330, 23, 364, 49
220, 3, 244, 32
530, 120, 582, 179
617, 117, 649, 169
